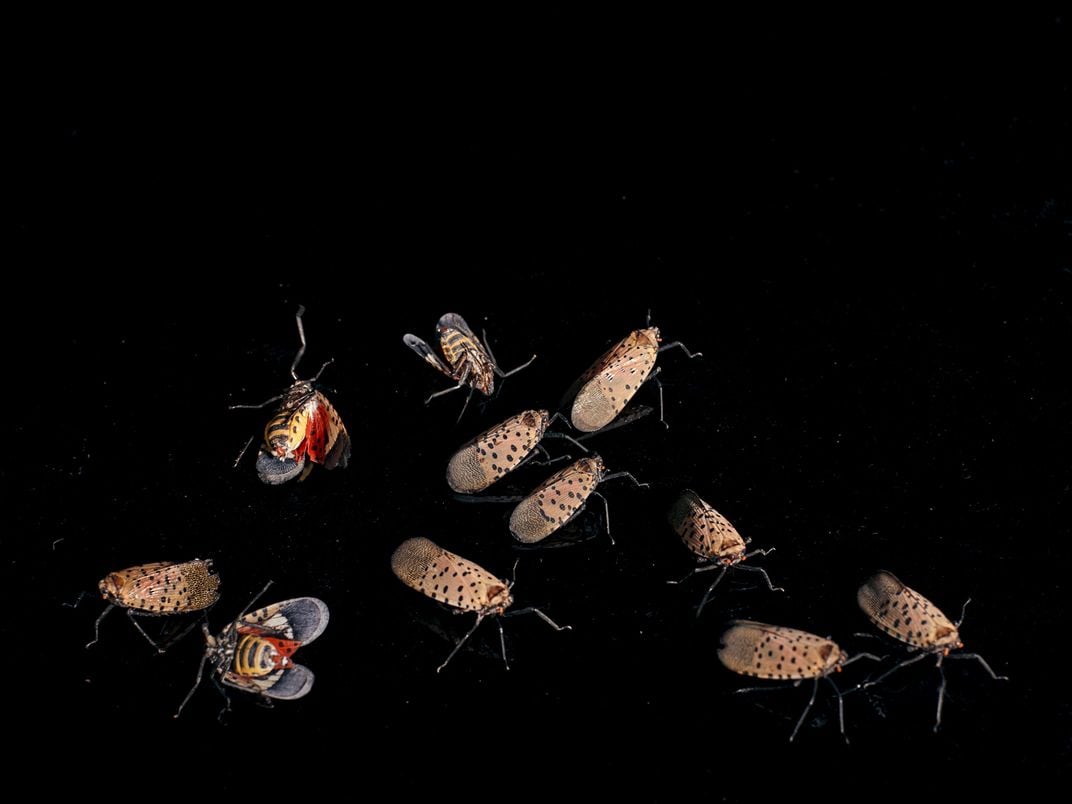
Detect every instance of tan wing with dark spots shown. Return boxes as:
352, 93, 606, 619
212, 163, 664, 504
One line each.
447, 410, 550, 493
718, 620, 845, 681
102, 560, 221, 613
668, 490, 747, 561
509, 457, 601, 544
570, 328, 659, 432
857, 570, 960, 650
391, 537, 513, 612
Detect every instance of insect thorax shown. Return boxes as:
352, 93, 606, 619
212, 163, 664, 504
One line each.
443, 337, 495, 393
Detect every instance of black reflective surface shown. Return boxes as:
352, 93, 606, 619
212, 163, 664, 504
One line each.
12, 17, 1070, 790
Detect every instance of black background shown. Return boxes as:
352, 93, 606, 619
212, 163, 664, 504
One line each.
10, 12, 1071, 792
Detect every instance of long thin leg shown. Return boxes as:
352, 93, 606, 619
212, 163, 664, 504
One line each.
548, 412, 573, 429
212, 676, 233, 723
86, 603, 114, 648
590, 490, 614, 546
437, 614, 486, 673
483, 327, 537, 378
934, 659, 948, 732
290, 304, 307, 380
789, 678, 820, 742
127, 610, 165, 653
600, 471, 649, 488
456, 387, 475, 424
233, 435, 255, 469
497, 619, 510, 671
743, 547, 776, 559
174, 643, 210, 718
736, 563, 785, 592
825, 676, 848, 743
840, 652, 885, 669
647, 366, 667, 429
425, 382, 466, 404
696, 566, 729, 617
542, 432, 589, 454
505, 607, 572, 631
857, 650, 929, 690
229, 394, 283, 410
946, 652, 1009, 681
63, 591, 87, 608
667, 562, 724, 585
658, 341, 703, 359
155, 616, 205, 654
311, 358, 334, 382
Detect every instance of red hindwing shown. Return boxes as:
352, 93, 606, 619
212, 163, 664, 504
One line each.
304, 401, 332, 465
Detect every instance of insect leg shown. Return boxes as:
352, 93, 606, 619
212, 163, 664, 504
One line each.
290, 304, 307, 380
789, 678, 821, 743
946, 652, 1009, 681
600, 471, 649, 488
85, 603, 115, 649
695, 566, 729, 617
424, 381, 466, 404
126, 610, 166, 653
542, 432, 590, 454
657, 341, 703, 359
647, 366, 668, 429
173, 638, 210, 718
824, 676, 849, 743
62, 591, 87, 608
735, 563, 785, 592
437, 613, 487, 673
743, 547, 776, 559
456, 387, 476, 424
856, 650, 929, 691
497, 619, 510, 671
506, 607, 572, 632
590, 490, 615, 546
233, 435, 256, 468
934, 658, 948, 732
229, 394, 283, 410
155, 616, 206, 654
666, 562, 723, 585
483, 328, 537, 378
840, 652, 885, 669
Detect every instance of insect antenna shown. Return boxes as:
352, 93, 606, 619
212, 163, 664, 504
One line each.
290, 304, 307, 380
311, 358, 335, 383
237, 580, 275, 618
955, 597, 972, 627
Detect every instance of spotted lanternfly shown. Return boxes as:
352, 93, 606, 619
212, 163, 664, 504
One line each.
509, 455, 647, 545
667, 490, 782, 616
86, 559, 221, 652
856, 570, 1008, 731
446, 409, 588, 494
568, 322, 700, 433
175, 588, 329, 718
403, 312, 536, 422
718, 620, 881, 742
391, 537, 569, 672
231, 306, 351, 485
